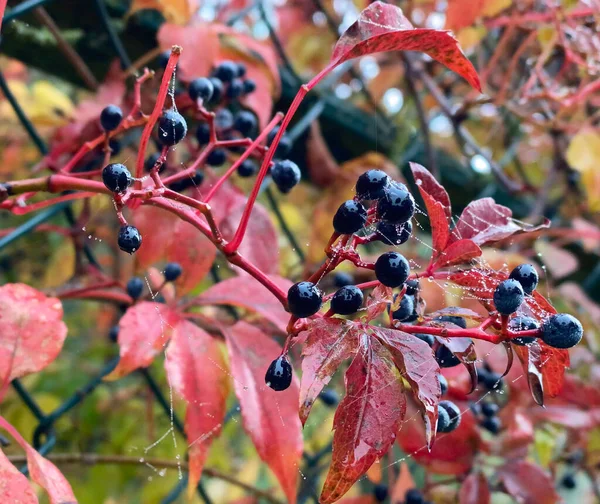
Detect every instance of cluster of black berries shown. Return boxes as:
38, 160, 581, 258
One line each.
434, 370, 462, 435
493, 263, 583, 349
471, 399, 502, 434
373, 485, 432, 504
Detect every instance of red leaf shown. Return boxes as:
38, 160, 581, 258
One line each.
498, 461, 561, 504
428, 307, 484, 321
373, 327, 441, 448
446, 0, 487, 31
0, 447, 37, 503
0, 284, 67, 383
410, 163, 452, 218
329, 2, 481, 92
449, 268, 504, 300
219, 201, 279, 277
321, 335, 406, 503
195, 275, 292, 334
107, 302, 180, 380
164, 320, 229, 496
364, 284, 393, 322
224, 322, 302, 504
459, 472, 490, 504
0, 416, 77, 504
436, 335, 478, 392
433, 239, 482, 268
299, 318, 359, 425
390, 463, 416, 503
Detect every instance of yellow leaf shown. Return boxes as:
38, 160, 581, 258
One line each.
457, 27, 487, 51
43, 240, 75, 289
128, 0, 198, 24
566, 129, 600, 211
481, 0, 511, 17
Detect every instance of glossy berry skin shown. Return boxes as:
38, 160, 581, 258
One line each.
482, 370, 503, 390
109, 138, 121, 155
333, 271, 353, 288
226, 79, 244, 99
331, 285, 364, 315
164, 262, 183, 282
207, 149, 227, 166
509, 316, 539, 345
196, 123, 211, 145
267, 126, 292, 158
436, 315, 467, 329
436, 345, 461, 368
437, 405, 452, 433
169, 171, 204, 192
237, 159, 257, 178
208, 77, 224, 103
481, 416, 501, 434
243, 79, 256, 94
288, 281, 323, 318
373, 484, 388, 503
374, 252, 410, 287
236, 63, 247, 77
439, 400, 461, 431
438, 374, 448, 395
126, 277, 144, 300
415, 333, 435, 346
405, 279, 419, 296
271, 160, 301, 194
509, 263, 539, 295
118, 225, 142, 254
233, 111, 257, 136
265, 356, 293, 391
377, 183, 415, 224
214, 61, 238, 82
333, 200, 367, 235
541, 313, 583, 349
144, 153, 165, 173
102, 163, 132, 193
562, 474, 576, 489
376, 221, 412, 246
188, 77, 214, 102
355, 169, 389, 200
215, 108, 234, 131
157, 110, 187, 146
319, 389, 339, 407
493, 279, 524, 315
481, 402, 499, 417
100, 104, 123, 131
405, 488, 424, 504
109, 325, 119, 343
392, 295, 415, 322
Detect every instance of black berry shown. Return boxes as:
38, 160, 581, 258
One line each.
164, 262, 183, 282
207, 149, 227, 166
331, 285, 364, 315
126, 277, 144, 299
392, 294, 415, 322
288, 281, 323, 318
355, 169, 389, 200
561, 474, 576, 489
405, 488, 424, 504
109, 325, 119, 343
102, 163, 132, 193
215, 109, 234, 131
157, 109, 187, 146
437, 404, 452, 433
439, 400, 461, 431
377, 183, 415, 224
196, 123, 211, 145
236, 63, 247, 77
118, 225, 142, 254
109, 138, 121, 155
436, 345, 461, 368
482, 370, 503, 390
188, 77, 214, 102
435, 315, 467, 329
333, 200, 367, 235
234, 110, 257, 136
376, 221, 412, 246
227, 78, 244, 99
509, 316, 539, 345
267, 126, 292, 158
169, 171, 203, 192
333, 271, 353, 288
208, 77, 224, 103
213, 61, 238, 82
481, 402, 499, 417
265, 355, 293, 391
242, 79, 256, 94
493, 279, 524, 315
373, 483, 388, 502
144, 153, 166, 173
271, 160, 301, 193
375, 252, 410, 287
439, 374, 448, 395
237, 159, 257, 178
481, 416, 501, 434
100, 104, 123, 131
319, 389, 339, 407
405, 279, 419, 296
414, 333, 435, 346
509, 263, 539, 295
158, 50, 170, 69
541, 313, 583, 349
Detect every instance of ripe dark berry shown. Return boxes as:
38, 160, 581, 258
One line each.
214, 60, 238, 82
439, 374, 448, 395
376, 221, 412, 246
392, 295, 415, 322
319, 389, 339, 407
481, 402, 499, 417
109, 139, 121, 155
157, 109, 187, 146
164, 262, 183, 282
237, 159, 257, 178
233, 110, 257, 136
287, 281, 323, 318
405, 488, 424, 504
208, 77, 224, 103
242, 79, 256, 94
207, 149, 227, 166
265, 355, 293, 391
435, 345, 461, 368
196, 123, 211, 145
109, 325, 119, 343
541, 313, 583, 349
469, 401, 482, 416
509, 316, 539, 345
188, 77, 214, 102
439, 400, 461, 431
437, 404, 452, 433
215, 108, 234, 131
482, 371, 503, 390
377, 183, 415, 224
271, 160, 301, 194
373, 483, 388, 502
436, 315, 467, 329
126, 277, 144, 299
405, 279, 419, 296
158, 50, 170, 69
100, 104, 123, 131
562, 474, 576, 489
236, 63, 247, 77
267, 126, 292, 158
375, 252, 410, 288
333, 200, 367, 235
169, 171, 203, 192
414, 333, 435, 346
509, 263, 539, 295
493, 279, 524, 315
144, 153, 166, 173
356, 169, 389, 200
481, 416, 501, 434
331, 285, 364, 315
333, 271, 353, 288
118, 225, 142, 254
227, 78, 244, 99
102, 163, 132, 193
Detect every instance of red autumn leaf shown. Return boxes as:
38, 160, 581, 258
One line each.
433, 239, 482, 268
0, 447, 37, 503
0, 283, 67, 384
133, 205, 175, 268
449, 267, 505, 300
321, 335, 406, 503
364, 284, 393, 322
372, 327, 441, 448
498, 460, 561, 504
164, 320, 229, 496
329, 2, 481, 92
446, 0, 487, 31
219, 201, 280, 277
428, 307, 484, 322
459, 472, 491, 504
436, 335, 478, 392
559, 375, 600, 408
514, 343, 545, 406
195, 275, 292, 334
224, 322, 302, 504
299, 318, 359, 425
0, 416, 77, 504
339, 497, 376, 504
530, 405, 600, 429
106, 302, 180, 380
410, 163, 452, 218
